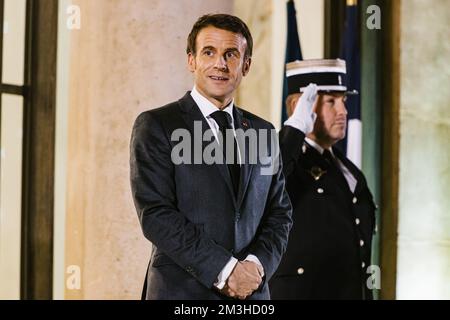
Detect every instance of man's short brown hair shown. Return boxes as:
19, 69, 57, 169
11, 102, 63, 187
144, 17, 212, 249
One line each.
186, 14, 253, 59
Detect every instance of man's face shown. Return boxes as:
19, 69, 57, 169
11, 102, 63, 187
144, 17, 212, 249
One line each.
188, 26, 251, 107
312, 93, 348, 145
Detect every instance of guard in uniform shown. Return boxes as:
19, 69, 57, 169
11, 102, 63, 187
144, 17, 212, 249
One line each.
270, 59, 377, 300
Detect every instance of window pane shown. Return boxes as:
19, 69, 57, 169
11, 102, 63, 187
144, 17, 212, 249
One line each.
2, 0, 26, 85
0, 94, 23, 299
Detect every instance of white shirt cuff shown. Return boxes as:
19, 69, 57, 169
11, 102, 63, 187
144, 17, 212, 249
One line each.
244, 254, 265, 277
214, 257, 238, 290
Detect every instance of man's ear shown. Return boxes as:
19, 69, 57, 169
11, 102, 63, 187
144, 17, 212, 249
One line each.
187, 52, 196, 73
242, 57, 251, 76
288, 95, 299, 117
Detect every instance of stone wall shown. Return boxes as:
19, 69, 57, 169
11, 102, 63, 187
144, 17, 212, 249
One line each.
396, 0, 450, 299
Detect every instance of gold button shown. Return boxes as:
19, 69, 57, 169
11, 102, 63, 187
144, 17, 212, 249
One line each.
317, 188, 324, 194
355, 218, 360, 225
352, 197, 357, 204
297, 267, 305, 275
360, 240, 364, 247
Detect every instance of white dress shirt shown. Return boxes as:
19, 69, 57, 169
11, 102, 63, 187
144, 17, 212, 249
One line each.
190, 87, 264, 289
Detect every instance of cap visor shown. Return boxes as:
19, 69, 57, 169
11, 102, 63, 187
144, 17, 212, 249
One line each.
345, 89, 359, 95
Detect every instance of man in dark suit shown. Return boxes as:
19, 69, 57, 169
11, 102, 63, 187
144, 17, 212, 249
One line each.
130, 14, 292, 300
270, 59, 377, 300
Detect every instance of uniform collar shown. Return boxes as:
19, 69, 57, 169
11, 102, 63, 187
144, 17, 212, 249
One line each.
305, 137, 334, 157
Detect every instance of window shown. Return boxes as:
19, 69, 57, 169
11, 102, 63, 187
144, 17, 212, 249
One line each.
0, 0, 58, 299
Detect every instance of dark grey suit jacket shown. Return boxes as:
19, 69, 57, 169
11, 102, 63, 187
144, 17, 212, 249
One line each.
130, 92, 292, 300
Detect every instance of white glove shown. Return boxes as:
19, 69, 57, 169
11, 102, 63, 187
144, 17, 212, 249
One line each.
284, 83, 318, 135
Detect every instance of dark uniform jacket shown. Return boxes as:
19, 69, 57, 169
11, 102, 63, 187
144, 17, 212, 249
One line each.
130, 93, 292, 300
270, 125, 376, 300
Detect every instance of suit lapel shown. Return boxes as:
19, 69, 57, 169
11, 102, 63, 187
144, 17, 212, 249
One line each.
178, 92, 209, 147
178, 92, 237, 206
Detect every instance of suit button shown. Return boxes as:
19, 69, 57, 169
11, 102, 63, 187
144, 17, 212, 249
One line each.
352, 196, 358, 204
360, 240, 365, 247
302, 145, 307, 154
317, 188, 324, 194
355, 218, 360, 225
235, 212, 241, 221
297, 267, 305, 275
362, 262, 366, 268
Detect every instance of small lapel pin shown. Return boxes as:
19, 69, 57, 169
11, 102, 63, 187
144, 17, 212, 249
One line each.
242, 121, 248, 128
309, 166, 326, 181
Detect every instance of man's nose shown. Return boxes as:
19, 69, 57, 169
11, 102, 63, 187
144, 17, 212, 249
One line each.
337, 99, 348, 116
213, 55, 227, 70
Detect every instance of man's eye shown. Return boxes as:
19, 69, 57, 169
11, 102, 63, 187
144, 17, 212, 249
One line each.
225, 51, 236, 59
204, 50, 213, 56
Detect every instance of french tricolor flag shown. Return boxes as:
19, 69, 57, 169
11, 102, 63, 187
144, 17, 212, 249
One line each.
336, 0, 362, 168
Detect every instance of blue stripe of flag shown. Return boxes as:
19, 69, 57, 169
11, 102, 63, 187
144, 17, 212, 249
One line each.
281, 0, 303, 123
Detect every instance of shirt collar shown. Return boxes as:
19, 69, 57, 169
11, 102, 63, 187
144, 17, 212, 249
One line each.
190, 86, 234, 122
305, 137, 334, 157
